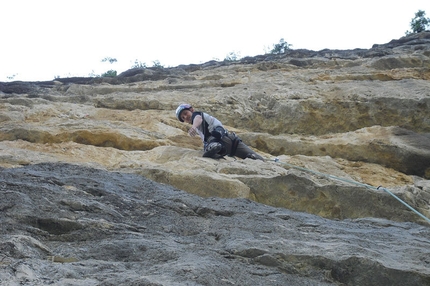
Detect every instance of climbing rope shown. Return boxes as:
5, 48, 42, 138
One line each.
270, 157, 430, 224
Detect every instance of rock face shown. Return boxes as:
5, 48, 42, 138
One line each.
1, 32, 430, 285
1, 163, 429, 286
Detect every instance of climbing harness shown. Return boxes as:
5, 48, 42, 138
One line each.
226, 132, 241, 157
270, 157, 430, 224
200, 114, 227, 158
203, 142, 223, 158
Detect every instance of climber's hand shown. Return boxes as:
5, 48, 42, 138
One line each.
188, 127, 198, 137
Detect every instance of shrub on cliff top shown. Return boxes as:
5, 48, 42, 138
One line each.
406, 10, 429, 35
268, 38, 292, 54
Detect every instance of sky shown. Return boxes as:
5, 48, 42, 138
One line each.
2, 0, 430, 82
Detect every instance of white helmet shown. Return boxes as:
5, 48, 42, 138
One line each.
175, 103, 192, 122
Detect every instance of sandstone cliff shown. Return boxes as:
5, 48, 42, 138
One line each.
0, 32, 429, 285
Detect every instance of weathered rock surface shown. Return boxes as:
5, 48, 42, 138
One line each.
1, 32, 430, 285
1, 163, 429, 286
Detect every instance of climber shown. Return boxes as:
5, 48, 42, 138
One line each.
175, 103, 264, 160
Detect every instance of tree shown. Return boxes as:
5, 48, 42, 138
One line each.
224, 51, 241, 62
151, 60, 164, 68
101, 70, 117, 77
406, 10, 430, 35
101, 57, 118, 77
101, 57, 118, 64
268, 38, 292, 54
131, 60, 147, 68
6, 74, 17, 80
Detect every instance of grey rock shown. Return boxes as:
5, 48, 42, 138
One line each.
0, 163, 429, 285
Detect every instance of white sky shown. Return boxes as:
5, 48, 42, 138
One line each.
2, 0, 430, 82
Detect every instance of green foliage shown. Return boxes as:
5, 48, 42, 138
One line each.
101, 57, 118, 64
151, 60, 164, 68
268, 38, 291, 54
101, 69, 117, 77
100, 57, 118, 77
132, 60, 147, 68
224, 51, 241, 62
88, 70, 100, 78
6, 74, 17, 80
406, 10, 430, 35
